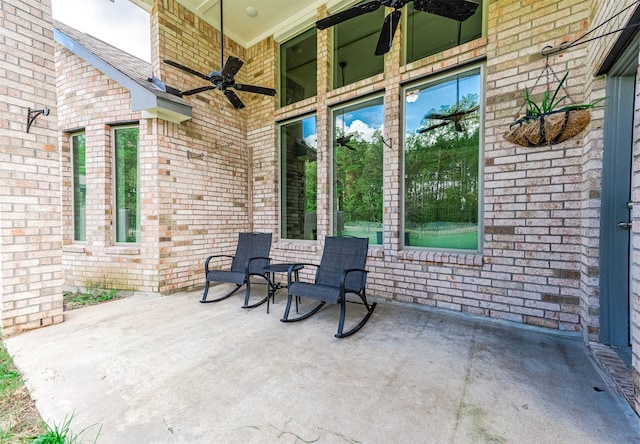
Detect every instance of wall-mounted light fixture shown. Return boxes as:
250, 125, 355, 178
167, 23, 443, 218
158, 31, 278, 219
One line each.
26, 107, 50, 133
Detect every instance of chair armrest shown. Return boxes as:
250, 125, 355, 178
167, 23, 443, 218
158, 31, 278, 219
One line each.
339, 267, 368, 293
205, 254, 235, 273
244, 256, 271, 274
287, 263, 318, 286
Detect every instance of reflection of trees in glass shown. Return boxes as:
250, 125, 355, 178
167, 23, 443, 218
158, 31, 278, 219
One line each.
405, 91, 480, 250
281, 117, 317, 240
72, 133, 86, 241
332, 96, 384, 244
305, 160, 317, 213
115, 127, 139, 243
335, 127, 383, 225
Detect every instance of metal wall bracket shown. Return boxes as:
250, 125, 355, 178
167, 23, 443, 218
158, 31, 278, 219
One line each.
27, 107, 50, 133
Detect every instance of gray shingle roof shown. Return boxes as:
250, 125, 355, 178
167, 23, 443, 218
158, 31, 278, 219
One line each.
53, 20, 191, 122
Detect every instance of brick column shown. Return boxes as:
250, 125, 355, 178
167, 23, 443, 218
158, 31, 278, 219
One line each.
0, 0, 63, 335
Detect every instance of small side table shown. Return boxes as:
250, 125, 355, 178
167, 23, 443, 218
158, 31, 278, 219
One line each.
263, 263, 303, 313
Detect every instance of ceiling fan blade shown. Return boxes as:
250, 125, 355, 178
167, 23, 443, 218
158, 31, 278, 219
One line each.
164, 60, 211, 80
316, 0, 383, 29
233, 83, 276, 96
180, 85, 216, 96
221, 56, 244, 79
224, 89, 245, 109
428, 106, 480, 121
413, 0, 479, 22
417, 121, 450, 133
374, 10, 402, 56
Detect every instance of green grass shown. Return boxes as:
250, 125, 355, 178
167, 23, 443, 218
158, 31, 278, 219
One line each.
408, 230, 478, 249
31, 413, 101, 444
63, 288, 120, 310
0, 340, 46, 443
342, 223, 478, 250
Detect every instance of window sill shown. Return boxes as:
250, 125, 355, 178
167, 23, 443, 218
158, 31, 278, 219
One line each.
397, 249, 483, 266
105, 246, 141, 255
273, 240, 319, 253
62, 244, 86, 254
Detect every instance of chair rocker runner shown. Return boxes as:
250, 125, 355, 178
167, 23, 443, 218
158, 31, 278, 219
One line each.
201, 232, 271, 307
281, 236, 377, 338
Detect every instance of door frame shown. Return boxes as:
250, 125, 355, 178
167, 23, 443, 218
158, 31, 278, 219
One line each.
599, 35, 639, 346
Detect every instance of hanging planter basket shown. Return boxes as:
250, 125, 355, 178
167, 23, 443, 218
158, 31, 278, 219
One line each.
503, 107, 591, 147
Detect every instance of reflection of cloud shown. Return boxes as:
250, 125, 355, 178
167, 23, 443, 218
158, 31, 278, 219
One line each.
406, 90, 420, 103
304, 134, 317, 148
337, 117, 382, 143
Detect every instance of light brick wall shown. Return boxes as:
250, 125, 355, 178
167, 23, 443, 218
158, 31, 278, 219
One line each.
57, 0, 258, 294
0, 0, 63, 336
250, 1, 588, 331
56, 46, 161, 292
154, 0, 252, 292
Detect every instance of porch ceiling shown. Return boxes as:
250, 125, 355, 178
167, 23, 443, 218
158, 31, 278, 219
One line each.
130, 0, 359, 48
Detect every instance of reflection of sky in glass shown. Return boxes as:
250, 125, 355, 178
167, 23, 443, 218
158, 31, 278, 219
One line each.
335, 98, 384, 142
405, 69, 480, 133
302, 115, 317, 148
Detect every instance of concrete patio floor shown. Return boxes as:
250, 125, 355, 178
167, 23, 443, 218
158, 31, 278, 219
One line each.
5, 285, 640, 443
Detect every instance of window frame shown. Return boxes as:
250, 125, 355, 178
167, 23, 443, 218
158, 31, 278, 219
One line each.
279, 113, 318, 241
279, 28, 318, 107
112, 124, 140, 244
401, 64, 485, 253
330, 94, 385, 243
71, 131, 86, 242
403, 0, 486, 65
332, 4, 385, 89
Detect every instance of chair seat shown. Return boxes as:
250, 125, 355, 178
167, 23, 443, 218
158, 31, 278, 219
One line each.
289, 282, 344, 305
206, 270, 246, 285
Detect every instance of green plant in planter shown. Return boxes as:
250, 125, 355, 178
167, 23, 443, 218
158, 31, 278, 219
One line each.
505, 71, 604, 147
512, 71, 602, 126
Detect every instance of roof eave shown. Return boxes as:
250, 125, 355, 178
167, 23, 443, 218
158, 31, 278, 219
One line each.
54, 28, 192, 123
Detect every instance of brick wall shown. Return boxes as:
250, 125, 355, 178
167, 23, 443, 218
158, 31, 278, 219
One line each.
244, 1, 588, 332
56, 46, 161, 292
154, 0, 252, 293
0, 0, 63, 336
54, 0, 636, 341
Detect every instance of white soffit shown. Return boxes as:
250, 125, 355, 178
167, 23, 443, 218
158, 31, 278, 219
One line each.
130, 0, 360, 47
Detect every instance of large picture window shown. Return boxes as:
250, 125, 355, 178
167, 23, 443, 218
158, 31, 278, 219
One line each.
403, 67, 482, 250
280, 29, 317, 106
333, 3, 384, 88
333, 96, 384, 244
281, 115, 317, 240
405, 0, 483, 64
114, 126, 139, 243
72, 132, 86, 241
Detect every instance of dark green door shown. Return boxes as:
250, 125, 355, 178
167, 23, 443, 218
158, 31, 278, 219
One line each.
600, 52, 636, 346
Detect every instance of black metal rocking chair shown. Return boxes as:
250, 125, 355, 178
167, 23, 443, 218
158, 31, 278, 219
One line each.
201, 232, 271, 307
281, 236, 377, 338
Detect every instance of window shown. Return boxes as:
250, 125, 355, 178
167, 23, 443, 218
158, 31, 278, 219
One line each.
405, 0, 483, 64
280, 29, 317, 106
281, 115, 317, 240
403, 67, 482, 250
114, 126, 139, 243
72, 132, 86, 241
333, 3, 384, 88
333, 96, 384, 244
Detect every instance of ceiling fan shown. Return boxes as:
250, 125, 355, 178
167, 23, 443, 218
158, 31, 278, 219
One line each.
163, 0, 276, 109
316, 0, 480, 56
417, 106, 478, 133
